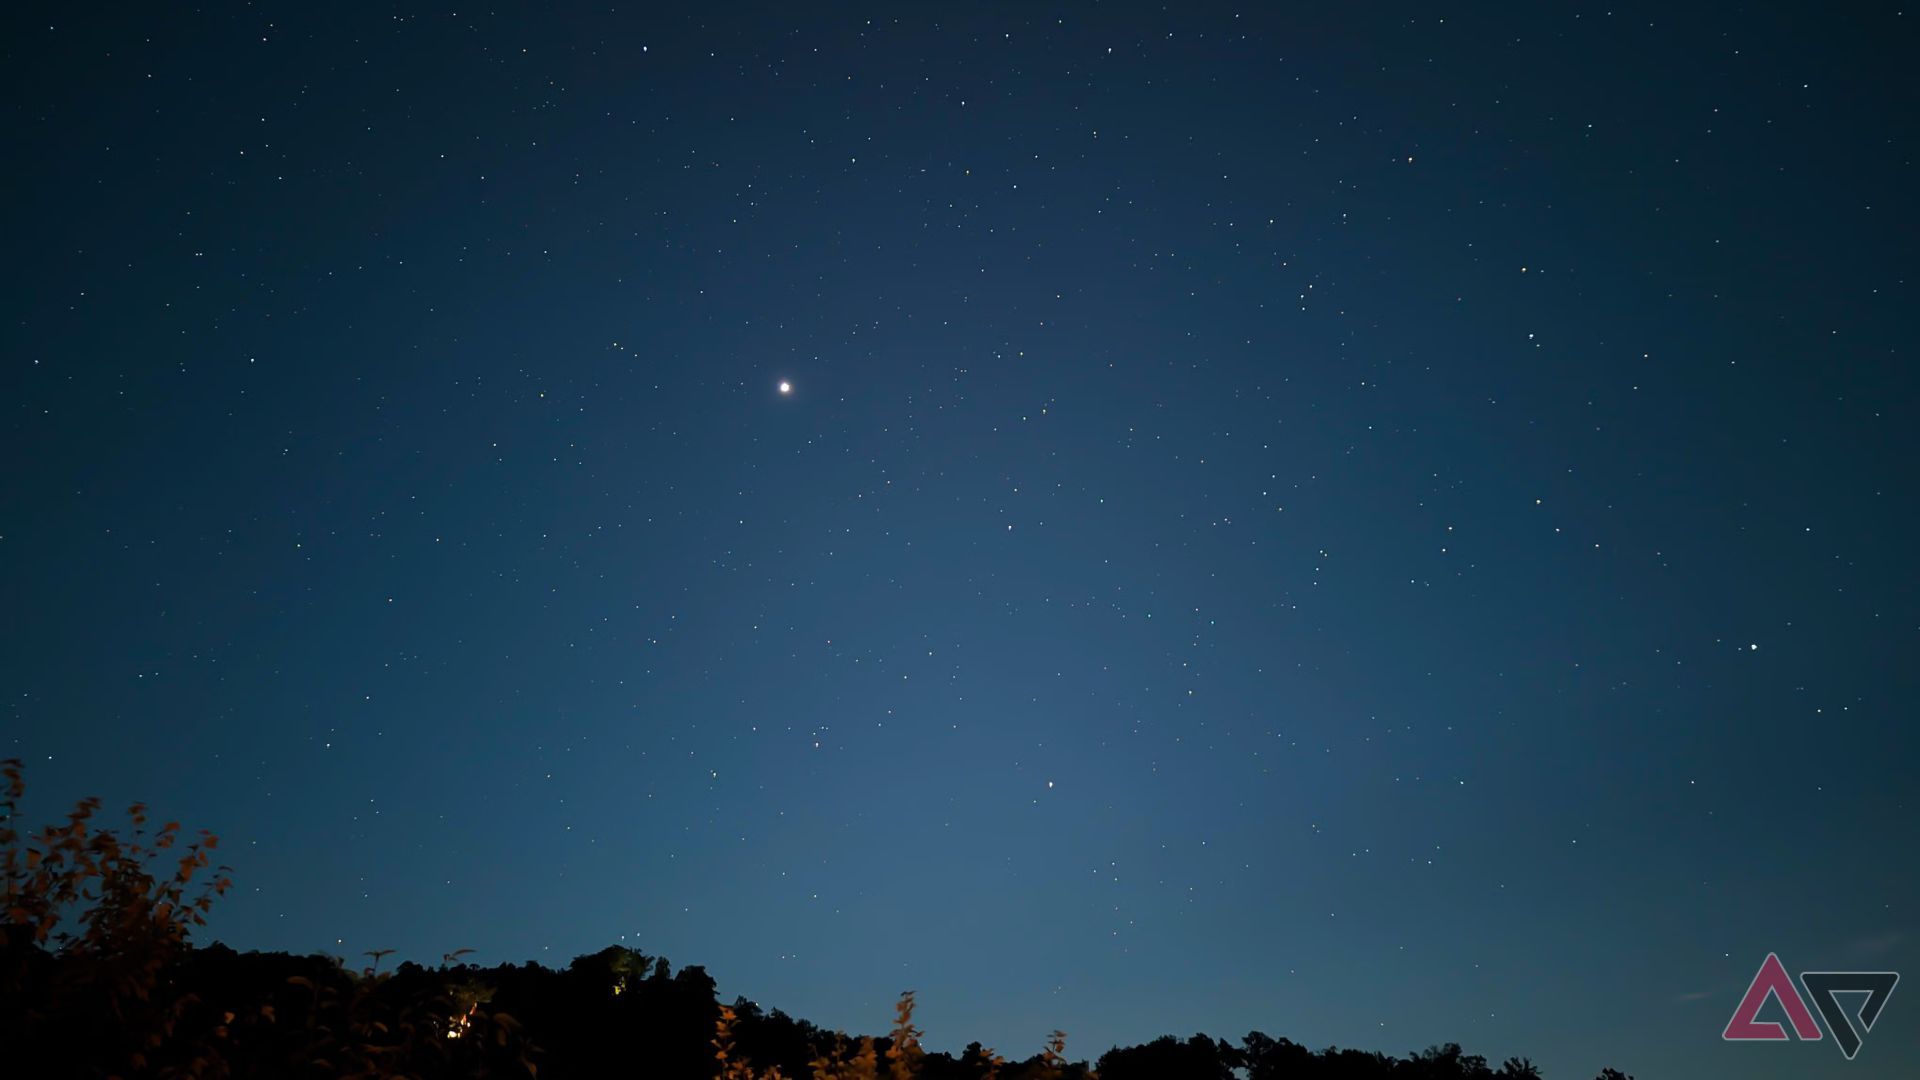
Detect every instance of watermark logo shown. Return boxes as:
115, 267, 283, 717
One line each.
1723, 953, 1899, 1060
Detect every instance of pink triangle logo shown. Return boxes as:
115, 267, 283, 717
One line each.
1724, 953, 1824, 1042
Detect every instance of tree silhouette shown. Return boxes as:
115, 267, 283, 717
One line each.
2, 760, 1644, 1079
1097, 1033, 1238, 1078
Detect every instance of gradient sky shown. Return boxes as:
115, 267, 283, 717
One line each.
4, 4, 1917, 1077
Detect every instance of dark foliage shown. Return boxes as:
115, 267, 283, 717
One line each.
2, 934, 1638, 1080
3, 759, 1636, 1079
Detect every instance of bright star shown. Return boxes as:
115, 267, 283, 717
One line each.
778, 380, 792, 395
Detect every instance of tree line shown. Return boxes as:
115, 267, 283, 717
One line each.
2, 759, 1635, 1078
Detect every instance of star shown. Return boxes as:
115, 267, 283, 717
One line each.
777, 380, 793, 396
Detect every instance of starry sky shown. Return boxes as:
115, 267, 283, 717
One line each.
4, 4, 1918, 1077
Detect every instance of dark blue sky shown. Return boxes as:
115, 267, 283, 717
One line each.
4, 4, 1917, 1076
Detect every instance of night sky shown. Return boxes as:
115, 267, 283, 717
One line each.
5, 5, 1918, 1077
